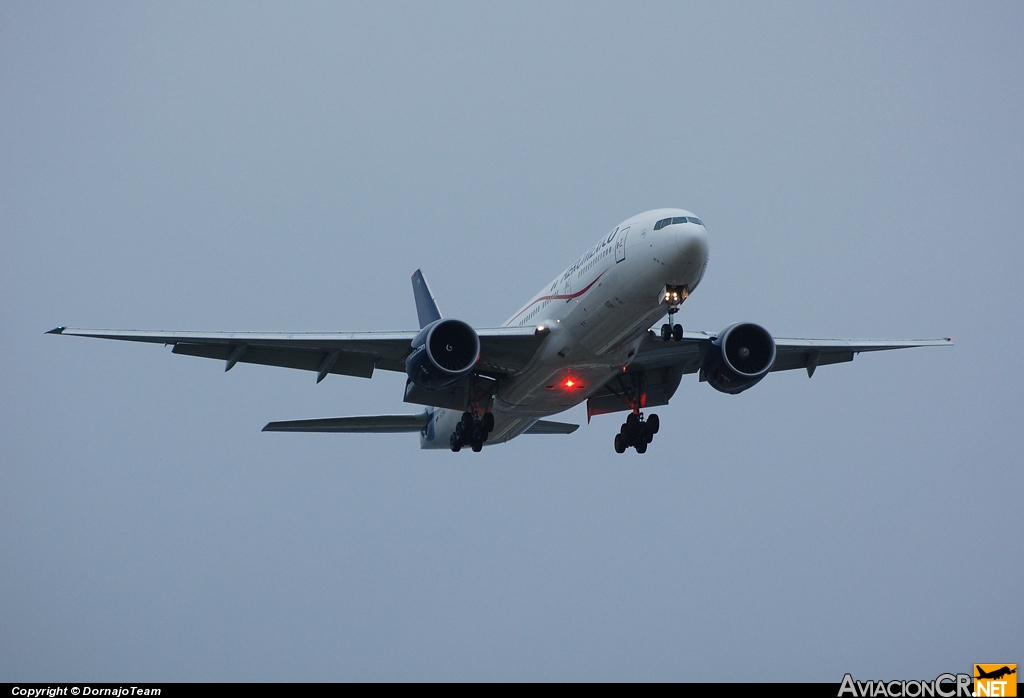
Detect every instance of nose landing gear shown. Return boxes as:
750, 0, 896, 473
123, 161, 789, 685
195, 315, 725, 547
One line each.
660, 284, 688, 342
660, 322, 683, 342
614, 412, 660, 454
450, 410, 496, 452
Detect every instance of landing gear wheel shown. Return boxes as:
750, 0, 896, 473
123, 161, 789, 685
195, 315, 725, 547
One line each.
673, 324, 683, 341
461, 411, 474, 431
635, 441, 647, 454
626, 412, 640, 431
471, 439, 483, 452
482, 412, 495, 433
661, 323, 671, 342
614, 433, 626, 453
450, 434, 462, 452
647, 414, 660, 435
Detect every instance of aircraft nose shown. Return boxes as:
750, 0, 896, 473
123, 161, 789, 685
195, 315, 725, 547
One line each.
675, 223, 709, 262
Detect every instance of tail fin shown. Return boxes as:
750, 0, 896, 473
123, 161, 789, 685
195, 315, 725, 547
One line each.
411, 269, 442, 329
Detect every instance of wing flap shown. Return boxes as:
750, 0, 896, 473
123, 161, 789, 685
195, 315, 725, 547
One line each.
171, 343, 376, 378
770, 348, 853, 374
263, 413, 430, 433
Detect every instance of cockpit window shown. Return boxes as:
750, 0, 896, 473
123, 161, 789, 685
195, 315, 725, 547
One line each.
655, 216, 704, 230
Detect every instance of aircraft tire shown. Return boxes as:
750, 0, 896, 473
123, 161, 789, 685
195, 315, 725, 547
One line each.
636, 441, 648, 454
661, 324, 671, 342
614, 433, 626, 453
482, 412, 495, 432
450, 434, 462, 452
461, 411, 474, 430
471, 439, 483, 452
673, 324, 683, 341
647, 414, 660, 435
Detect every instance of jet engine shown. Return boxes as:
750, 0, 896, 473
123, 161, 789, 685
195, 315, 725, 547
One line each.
405, 318, 481, 390
702, 322, 776, 394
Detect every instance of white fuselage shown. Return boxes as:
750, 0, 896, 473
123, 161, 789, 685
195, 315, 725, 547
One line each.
421, 208, 710, 448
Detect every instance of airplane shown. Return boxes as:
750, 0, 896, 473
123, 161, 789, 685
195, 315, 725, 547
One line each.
975, 666, 1016, 681
48, 208, 951, 454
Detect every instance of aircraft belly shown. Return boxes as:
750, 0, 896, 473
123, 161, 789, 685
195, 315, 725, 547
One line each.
494, 363, 621, 418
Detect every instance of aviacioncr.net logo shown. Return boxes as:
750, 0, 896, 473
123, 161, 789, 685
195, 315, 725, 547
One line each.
839, 673, 972, 698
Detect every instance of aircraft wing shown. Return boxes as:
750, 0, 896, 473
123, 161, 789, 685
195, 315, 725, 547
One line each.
47, 325, 548, 381
767, 336, 953, 376
587, 330, 951, 418
628, 330, 953, 378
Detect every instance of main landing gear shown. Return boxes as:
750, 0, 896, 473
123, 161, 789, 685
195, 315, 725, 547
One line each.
450, 411, 495, 453
613, 412, 659, 454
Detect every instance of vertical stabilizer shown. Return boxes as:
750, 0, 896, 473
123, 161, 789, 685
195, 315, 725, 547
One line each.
411, 269, 443, 329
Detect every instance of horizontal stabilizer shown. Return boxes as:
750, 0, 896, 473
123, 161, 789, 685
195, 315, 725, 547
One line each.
263, 412, 430, 433
524, 420, 579, 435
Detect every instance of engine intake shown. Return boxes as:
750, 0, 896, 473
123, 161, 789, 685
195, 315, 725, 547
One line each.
405, 318, 480, 389
702, 322, 776, 394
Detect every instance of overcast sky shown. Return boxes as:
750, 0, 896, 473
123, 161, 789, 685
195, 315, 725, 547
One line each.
2, 1, 1021, 682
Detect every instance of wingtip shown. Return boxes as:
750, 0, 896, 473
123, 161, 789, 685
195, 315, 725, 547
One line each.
46, 326, 65, 335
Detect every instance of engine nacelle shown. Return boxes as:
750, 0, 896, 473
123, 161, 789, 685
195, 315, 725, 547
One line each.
702, 322, 776, 395
405, 318, 481, 390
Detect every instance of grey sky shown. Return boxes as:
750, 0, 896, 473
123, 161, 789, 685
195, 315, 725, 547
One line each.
2, 1, 1021, 681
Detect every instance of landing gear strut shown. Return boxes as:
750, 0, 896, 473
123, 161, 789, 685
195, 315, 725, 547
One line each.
614, 411, 659, 454
450, 410, 495, 452
660, 304, 683, 342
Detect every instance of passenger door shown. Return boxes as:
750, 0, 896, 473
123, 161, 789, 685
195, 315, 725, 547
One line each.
614, 226, 630, 263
